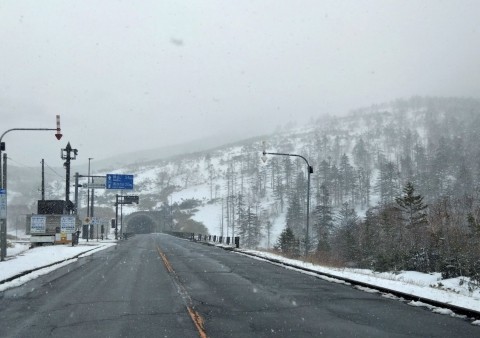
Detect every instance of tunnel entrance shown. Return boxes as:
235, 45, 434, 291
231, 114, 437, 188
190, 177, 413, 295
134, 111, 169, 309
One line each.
126, 214, 156, 234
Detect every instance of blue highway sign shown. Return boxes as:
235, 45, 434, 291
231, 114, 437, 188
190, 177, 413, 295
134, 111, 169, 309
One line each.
106, 174, 134, 190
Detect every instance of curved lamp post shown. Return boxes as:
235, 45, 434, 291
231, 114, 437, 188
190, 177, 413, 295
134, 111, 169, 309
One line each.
0, 115, 62, 261
0, 115, 62, 188
262, 141, 313, 257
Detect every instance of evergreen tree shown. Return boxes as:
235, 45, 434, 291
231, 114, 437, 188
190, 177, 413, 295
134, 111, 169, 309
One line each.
375, 161, 400, 205
275, 227, 300, 257
395, 182, 428, 229
429, 137, 452, 198
339, 153, 355, 204
272, 173, 285, 212
353, 138, 370, 170
334, 202, 359, 261
237, 205, 262, 248
313, 184, 333, 253
395, 182, 430, 270
285, 192, 304, 238
358, 208, 380, 265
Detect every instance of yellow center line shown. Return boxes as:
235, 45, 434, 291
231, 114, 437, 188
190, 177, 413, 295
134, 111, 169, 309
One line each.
156, 245, 208, 338
157, 246, 174, 273
187, 306, 208, 338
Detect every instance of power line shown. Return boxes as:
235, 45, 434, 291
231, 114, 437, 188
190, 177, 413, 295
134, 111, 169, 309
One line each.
43, 161, 64, 179
5, 157, 63, 180
6, 157, 38, 169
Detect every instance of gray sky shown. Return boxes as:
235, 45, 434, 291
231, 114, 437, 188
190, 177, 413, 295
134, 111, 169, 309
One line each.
1, 0, 479, 168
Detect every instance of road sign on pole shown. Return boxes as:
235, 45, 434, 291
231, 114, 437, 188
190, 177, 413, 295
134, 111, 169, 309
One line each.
106, 174, 134, 190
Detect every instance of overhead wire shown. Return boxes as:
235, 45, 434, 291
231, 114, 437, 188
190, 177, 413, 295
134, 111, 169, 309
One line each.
5, 156, 36, 169
43, 161, 64, 179
5, 156, 64, 181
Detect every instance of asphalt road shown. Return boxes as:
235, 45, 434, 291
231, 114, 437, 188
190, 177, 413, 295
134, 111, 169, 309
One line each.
0, 233, 478, 337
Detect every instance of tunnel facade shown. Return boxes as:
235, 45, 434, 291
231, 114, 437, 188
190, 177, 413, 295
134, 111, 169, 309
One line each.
124, 211, 163, 234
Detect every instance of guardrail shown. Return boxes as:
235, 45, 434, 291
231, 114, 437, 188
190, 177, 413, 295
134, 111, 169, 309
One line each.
164, 231, 240, 248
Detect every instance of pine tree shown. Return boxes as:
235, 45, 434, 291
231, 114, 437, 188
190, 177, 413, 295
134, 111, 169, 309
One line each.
285, 192, 303, 238
334, 202, 359, 261
313, 184, 333, 253
275, 227, 299, 257
237, 205, 262, 248
353, 138, 370, 170
395, 182, 428, 229
395, 182, 429, 270
375, 160, 400, 205
272, 173, 285, 212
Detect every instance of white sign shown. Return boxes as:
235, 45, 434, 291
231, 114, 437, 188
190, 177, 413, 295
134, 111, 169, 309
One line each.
0, 189, 6, 219
31, 216, 47, 234
61, 216, 76, 234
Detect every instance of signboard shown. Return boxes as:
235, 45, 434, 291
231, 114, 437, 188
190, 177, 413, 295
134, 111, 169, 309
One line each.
106, 174, 134, 190
84, 183, 106, 189
38, 200, 65, 214
116, 195, 140, 205
123, 195, 139, 204
0, 189, 6, 219
61, 216, 76, 234
31, 216, 47, 234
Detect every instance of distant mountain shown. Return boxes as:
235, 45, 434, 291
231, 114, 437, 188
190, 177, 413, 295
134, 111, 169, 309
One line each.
83, 132, 266, 171
9, 96, 480, 280
9, 96, 480, 246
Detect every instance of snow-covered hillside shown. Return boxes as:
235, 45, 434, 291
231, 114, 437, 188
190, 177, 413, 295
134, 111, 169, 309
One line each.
8, 97, 480, 269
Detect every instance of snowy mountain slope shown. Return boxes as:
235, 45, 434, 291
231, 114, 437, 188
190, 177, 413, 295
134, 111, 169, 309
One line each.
8, 97, 480, 254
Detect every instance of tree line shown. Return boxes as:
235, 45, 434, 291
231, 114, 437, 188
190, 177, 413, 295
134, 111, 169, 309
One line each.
213, 97, 480, 284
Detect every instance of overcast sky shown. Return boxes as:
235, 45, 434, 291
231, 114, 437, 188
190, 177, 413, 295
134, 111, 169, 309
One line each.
1, 0, 479, 168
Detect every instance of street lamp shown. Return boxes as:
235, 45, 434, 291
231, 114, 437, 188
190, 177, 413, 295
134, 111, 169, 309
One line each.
0, 115, 62, 188
262, 141, 313, 257
0, 115, 62, 261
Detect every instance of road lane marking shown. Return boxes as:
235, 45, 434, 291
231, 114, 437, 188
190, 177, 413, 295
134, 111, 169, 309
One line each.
156, 247, 174, 273
187, 306, 208, 338
156, 246, 208, 338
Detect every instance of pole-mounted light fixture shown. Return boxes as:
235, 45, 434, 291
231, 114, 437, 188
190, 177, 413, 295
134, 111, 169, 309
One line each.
0, 115, 64, 260
261, 140, 313, 257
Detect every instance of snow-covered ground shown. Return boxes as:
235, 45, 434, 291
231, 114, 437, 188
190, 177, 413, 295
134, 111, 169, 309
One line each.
0, 239, 116, 292
1, 238, 479, 326
239, 249, 480, 324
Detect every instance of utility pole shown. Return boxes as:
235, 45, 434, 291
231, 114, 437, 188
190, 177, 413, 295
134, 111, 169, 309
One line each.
90, 178, 95, 240
74, 172, 79, 215
115, 194, 119, 240
90, 178, 95, 218
2, 153, 6, 189
87, 158, 93, 217
61, 142, 78, 214
2, 154, 6, 192
0, 154, 7, 261
41, 159, 45, 201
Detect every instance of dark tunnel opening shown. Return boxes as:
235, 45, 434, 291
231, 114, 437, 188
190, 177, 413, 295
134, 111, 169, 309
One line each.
126, 214, 156, 234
